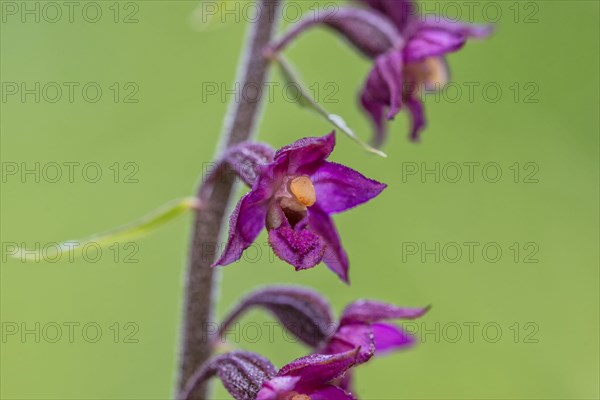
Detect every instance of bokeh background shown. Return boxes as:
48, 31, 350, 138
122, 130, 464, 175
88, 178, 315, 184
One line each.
1, 1, 598, 399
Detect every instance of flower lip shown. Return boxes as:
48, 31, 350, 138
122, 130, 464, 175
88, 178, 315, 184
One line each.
289, 175, 316, 207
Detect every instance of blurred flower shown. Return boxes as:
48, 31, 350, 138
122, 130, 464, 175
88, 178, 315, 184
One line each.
212, 132, 386, 283
270, 0, 492, 146
358, 0, 492, 145
216, 286, 430, 391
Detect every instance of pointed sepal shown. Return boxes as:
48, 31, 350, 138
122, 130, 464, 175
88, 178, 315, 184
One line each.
179, 351, 276, 400
200, 141, 275, 202
218, 286, 335, 347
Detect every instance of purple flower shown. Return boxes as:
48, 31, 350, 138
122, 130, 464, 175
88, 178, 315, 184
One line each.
325, 299, 429, 358
216, 286, 429, 392
357, 0, 492, 145
321, 300, 429, 390
180, 349, 359, 400
269, 1, 492, 146
212, 132, 386, 283
257, 350, 359, 400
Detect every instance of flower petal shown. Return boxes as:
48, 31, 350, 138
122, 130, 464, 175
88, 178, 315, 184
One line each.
354, 5, 493, 63
323, 7, 400, 58
372, 322, 415, 354
276, 349, 360, 388
403, 25, 467, 62
256, 376, 300, 400
311, 385, 356, 400
374, 51, 404, 119
268, 218, 326, 271
360, 51, 406, 146
357, 0, 416, 32
360, 85, 388, 147
336, 373, 355, 394
213, 188, 270, 267
269, 7, 399, 59
307, 206, 349, 283
341, 300, 430, 325
419, 16, 494, 39
325, 323, 376, 365
218, 286, 334, 347
274, 132, 335, 175
312, 161, 386, 214
406, 95, 426, 142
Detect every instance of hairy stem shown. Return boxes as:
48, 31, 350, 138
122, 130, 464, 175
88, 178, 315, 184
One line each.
177, 1, 282, 399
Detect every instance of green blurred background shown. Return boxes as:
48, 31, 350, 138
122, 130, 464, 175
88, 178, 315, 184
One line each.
1, 1, 598, 399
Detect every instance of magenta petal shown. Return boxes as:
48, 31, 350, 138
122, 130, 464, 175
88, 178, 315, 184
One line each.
325, 323, 376, 365
360, 86, 388, 147
336, 373, 355, 394
403, 25, 467, 62
268, 222, 326, 271
277, 350, 359, 387
274, 132, 335, 175
256, 376, 300, 400
308, 206, 349, 283
372, 322, 415, 353
460, 23, 494, 39
257, 351, 358, 400
341, 300, 430, 324
213, 190, 269, 267
357, 52, 405, 145
419, 16, 494, 39
311, 385, 356, 400
313, 161, 386, 214
406, 95, 426, 142
374, 51, 404, 119
357, 0, 416, 32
